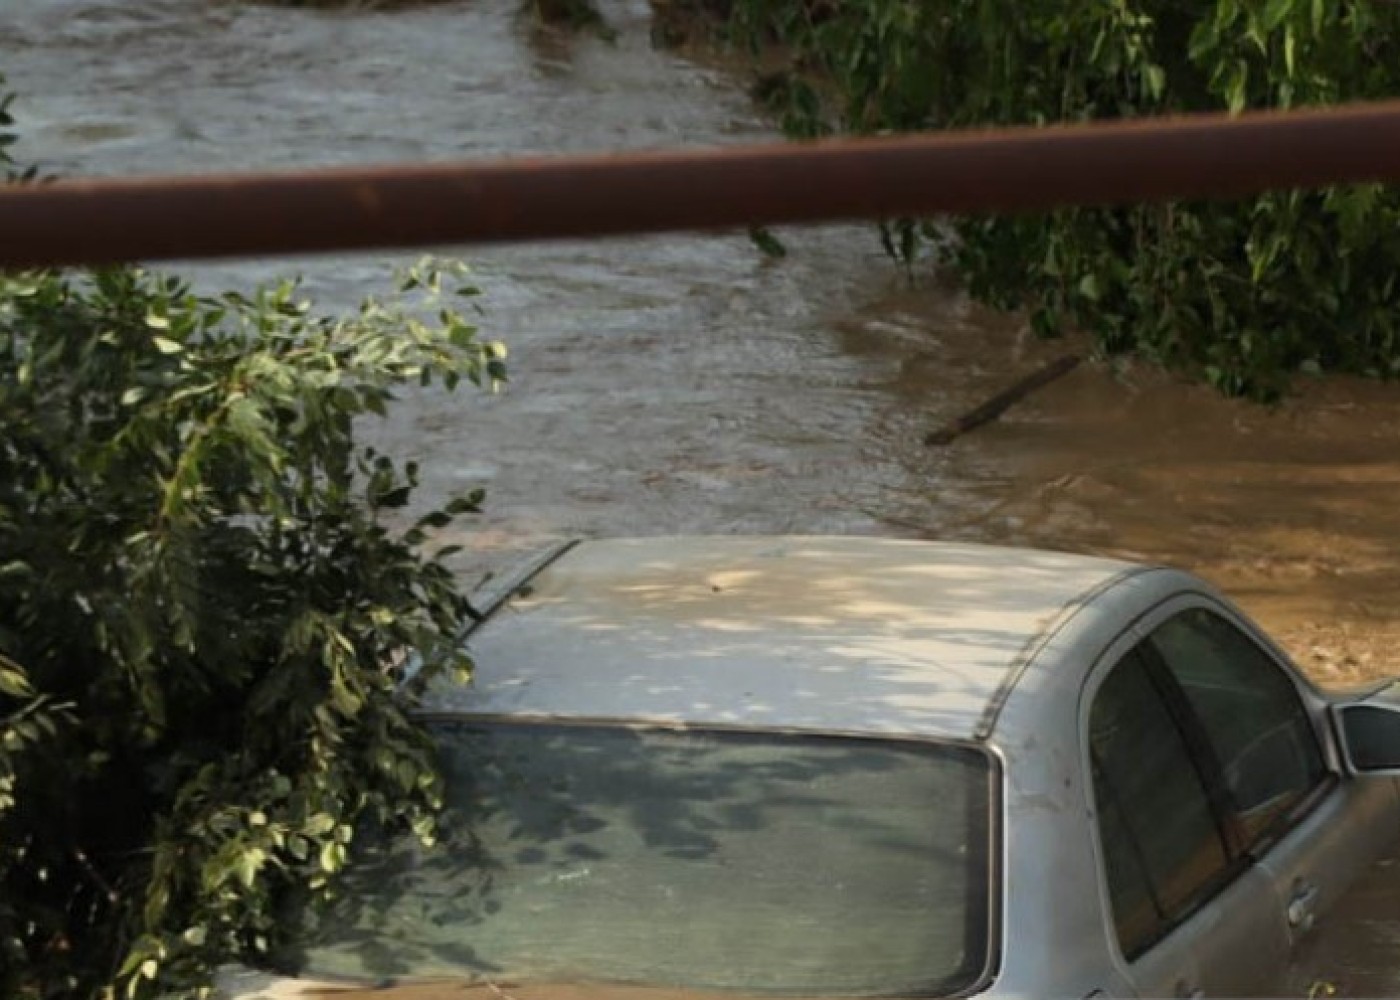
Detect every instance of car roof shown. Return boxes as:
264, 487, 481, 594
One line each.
421, 536, 1140, 741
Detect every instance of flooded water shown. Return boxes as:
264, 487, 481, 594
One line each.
6, 0, 1400, 993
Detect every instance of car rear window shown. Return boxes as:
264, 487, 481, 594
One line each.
296, 722, 995, 997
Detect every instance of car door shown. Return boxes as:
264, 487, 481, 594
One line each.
1085, 637, 1290, 999
1142, 601, 1400, 987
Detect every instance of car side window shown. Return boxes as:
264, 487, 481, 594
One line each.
1147, 609, 1327, 848
1090, 648, 1232, 959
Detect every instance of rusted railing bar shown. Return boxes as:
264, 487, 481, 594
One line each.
4, 99, 1400, 268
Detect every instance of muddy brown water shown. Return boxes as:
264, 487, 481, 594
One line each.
6, 0, 1400, 993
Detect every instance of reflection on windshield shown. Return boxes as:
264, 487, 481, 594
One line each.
296, 723, 992, 997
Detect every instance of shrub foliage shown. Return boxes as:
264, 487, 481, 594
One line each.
0, 88, 505, 999
717, 0, 1400, 397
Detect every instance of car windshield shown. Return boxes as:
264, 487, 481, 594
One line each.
295, 722, 994, 998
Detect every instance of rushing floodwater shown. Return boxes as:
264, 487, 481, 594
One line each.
6, 0, 1400, 993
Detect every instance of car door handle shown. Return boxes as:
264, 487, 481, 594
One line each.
1288, 881, 1321, 931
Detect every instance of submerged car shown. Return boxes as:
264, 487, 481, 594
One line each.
225, 536, 1400, 999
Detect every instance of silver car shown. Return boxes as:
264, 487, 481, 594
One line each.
226, 536, 1400, 999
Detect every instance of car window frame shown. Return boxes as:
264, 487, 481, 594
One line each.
1081, 591, 1340, 970
1142, 606, 1337, 859
406, 713, 1008, 999
1086, 642, 1249, 960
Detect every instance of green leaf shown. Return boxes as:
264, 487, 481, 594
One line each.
1224, 59, 1249, 114
444, 495, 482, 515
747, 225, 788, 259
375, 485, 413, 509
1263, 0, 1292, 33
319, 840, 346, 873
0, 660, 34, 698
304, 813, 337, 837
330, 676, 364, 717
1143, 64, 1166, 101
152, 335, 183, 355
235, 848, 265, 888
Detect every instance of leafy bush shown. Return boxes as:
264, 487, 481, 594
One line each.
716, 0, 1400, 397
0, 87, 505, 999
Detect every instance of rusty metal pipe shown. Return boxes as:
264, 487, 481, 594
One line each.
4, 99, 1400, 269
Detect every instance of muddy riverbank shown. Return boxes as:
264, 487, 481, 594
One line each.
850, 288, 1400, 689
